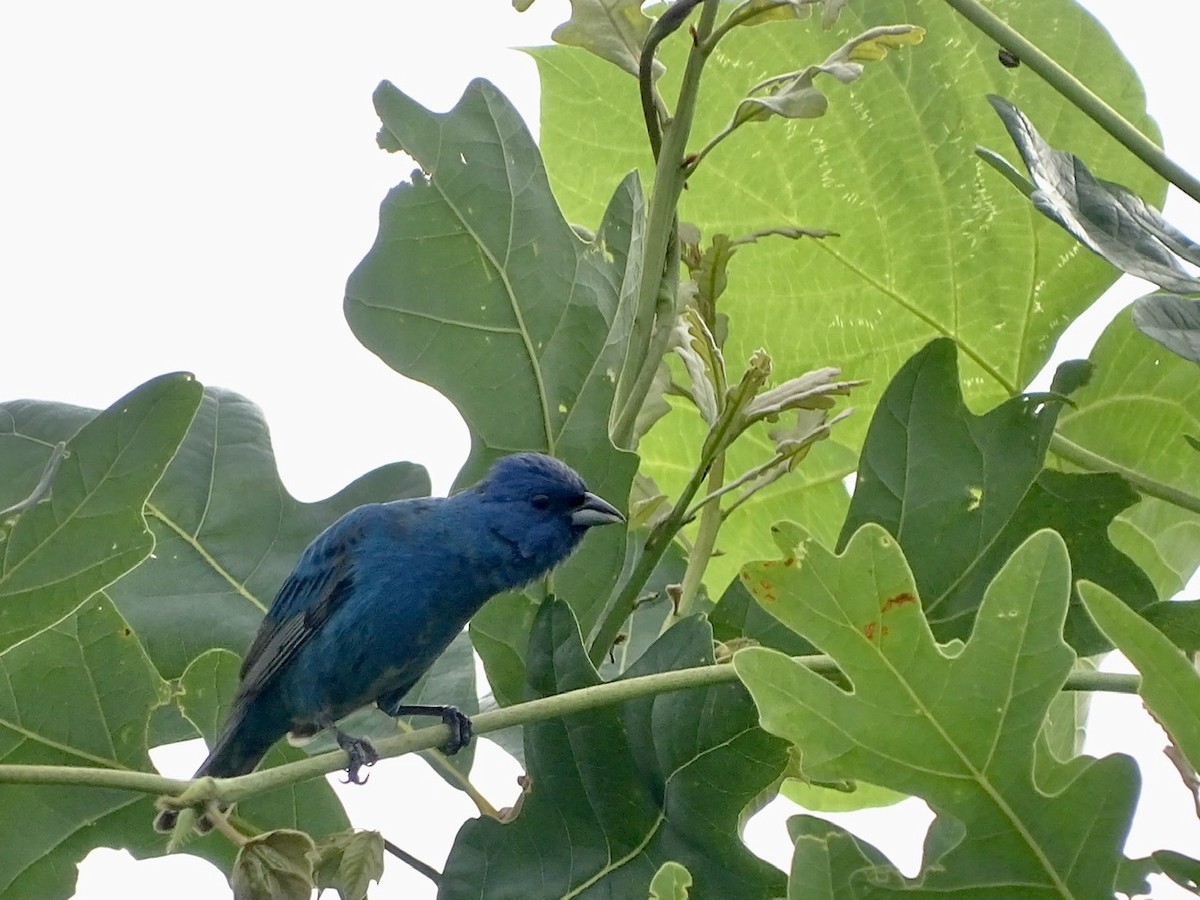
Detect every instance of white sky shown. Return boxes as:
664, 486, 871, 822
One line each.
1, 1, 1198, 898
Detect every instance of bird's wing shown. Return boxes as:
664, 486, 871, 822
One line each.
236, 519, 361, 700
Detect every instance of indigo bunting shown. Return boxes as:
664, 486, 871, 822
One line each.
154, 452, 622, 831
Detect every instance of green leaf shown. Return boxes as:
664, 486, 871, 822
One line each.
551, 0, 660, 79
711, 575, 817, 657
648, 860, 693, 900
728, 25, 925, 128
1154, 849, 1200, 894
779, 776, 904, 815
534, 0, 1163, 593
469, 592, 539, 711
0, 373, 202, 651
177, 649, 349, 837
311, 830, 385, 900
839, 338, 1150, 652
987, 96, 1200, 294
1141, 599, 1200, 653
441, 599, 788, 898
734, 528, 1139, 895
231, 829, 315, 900
344, 79, 639, 649
108, 386, 429, 680
785, 814, 895, 900
1081, 582, 1200, 774
1132, 291, 1200, 366
0, 596, 171, 897
1057, 313, 1200, 600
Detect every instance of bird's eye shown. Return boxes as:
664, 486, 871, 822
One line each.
531, 494, 551, 510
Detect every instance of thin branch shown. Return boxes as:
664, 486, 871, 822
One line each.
383, 838, 442, 886
639, 0, 704, 159
1050, 433, 1200, 515
941, 0, 1200, 205
0, 661, 1140, 802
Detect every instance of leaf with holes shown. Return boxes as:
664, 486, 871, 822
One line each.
839, 338, 1153, 653
735, 528, 1139, 895
441, 599, 788, 899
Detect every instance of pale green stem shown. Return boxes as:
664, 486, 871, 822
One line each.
613, 0, 723, 447
664, 453, 726, 632
1050, 433, 1200, 515
591, 369, 759, 665
941, 0, 1200, 204
0, 663, 1140, 802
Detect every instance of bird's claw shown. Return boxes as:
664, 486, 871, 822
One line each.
335, 731, 379, 784
440, 706, 473, 756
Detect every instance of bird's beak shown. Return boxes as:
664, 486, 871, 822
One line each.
571, 491, 625, 528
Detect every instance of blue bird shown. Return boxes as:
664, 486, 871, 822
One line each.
155, 452, 623, 831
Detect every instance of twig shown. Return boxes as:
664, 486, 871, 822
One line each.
383, 838, 443, 886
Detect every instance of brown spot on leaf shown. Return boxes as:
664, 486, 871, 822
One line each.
881, 592, 916, 614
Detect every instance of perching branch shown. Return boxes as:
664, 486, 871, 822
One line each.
0, 657, 1142, 816
0, 657, 1141, 806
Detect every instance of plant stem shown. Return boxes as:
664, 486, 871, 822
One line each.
1049, 433, 1200, 515
0, 662, 1140, 800
941, 0, 1200, 205
613, 0, 723, 447
591, 367, 754, 665
587, 460, 711, 665
665, 453, 726, 632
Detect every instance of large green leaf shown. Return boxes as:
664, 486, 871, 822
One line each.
344, 77, 641, 665
441, 599, 788, 899
840, 338, 1155, 652
533, 0, 1163, 593
106, 386, 429, 680
0, 373, 202, 651
1056, 313, 1200, 600
0, 597, 180, 897
735, 528, 1139, 896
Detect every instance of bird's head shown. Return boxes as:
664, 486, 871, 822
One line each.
470, 453, 624, 577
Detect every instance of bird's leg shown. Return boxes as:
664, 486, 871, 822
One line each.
383, 703, 474, 755
330, 725, 379, 784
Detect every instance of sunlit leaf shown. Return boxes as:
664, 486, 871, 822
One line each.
735, 528, 1139, 894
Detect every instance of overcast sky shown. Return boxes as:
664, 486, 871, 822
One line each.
2, 2, 1198, 898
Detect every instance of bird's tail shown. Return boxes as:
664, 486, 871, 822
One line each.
152, 704, 277, 832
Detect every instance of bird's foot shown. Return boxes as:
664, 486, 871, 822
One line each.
334, 729, 379, 784
438, 706, 473, 756
381, 702, 474, 755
